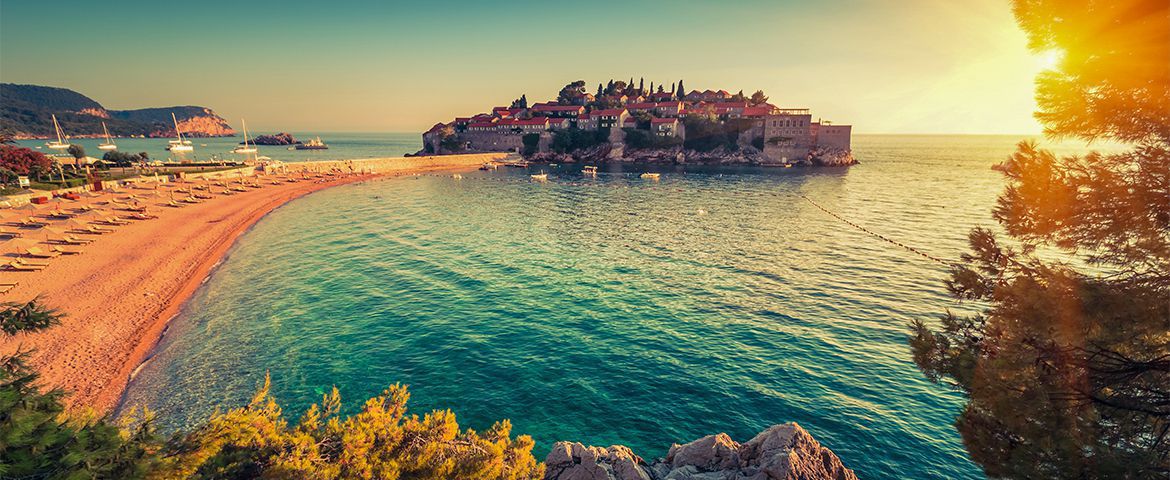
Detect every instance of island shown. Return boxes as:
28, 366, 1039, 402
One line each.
246, 132, 300, 145
421, 79, 854, 166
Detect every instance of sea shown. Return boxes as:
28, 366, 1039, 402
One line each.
15, 132, 423, 163
108, 134, 1123, 479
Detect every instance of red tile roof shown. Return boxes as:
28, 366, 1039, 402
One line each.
591, 108, 627, 117
651, 118, 678, 124
468, 122, 495, 128
532, 104, 585, 112
626, 102, 656, 109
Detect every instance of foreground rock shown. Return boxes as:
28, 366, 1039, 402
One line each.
544, 423, 857, 480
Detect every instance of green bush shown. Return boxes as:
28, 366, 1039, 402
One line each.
623, 128, 682, 150
550, 127, 607, 153
681, 117, 754, 152
522, 133, 540, 156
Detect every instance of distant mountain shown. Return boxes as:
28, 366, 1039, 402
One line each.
0, 83, 236, 139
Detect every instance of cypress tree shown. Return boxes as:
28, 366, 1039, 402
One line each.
677, 80, 685, 100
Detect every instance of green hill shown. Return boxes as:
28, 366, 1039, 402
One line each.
0, 83, 235, 139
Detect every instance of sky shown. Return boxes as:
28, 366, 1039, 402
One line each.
0, 0, 1049, 134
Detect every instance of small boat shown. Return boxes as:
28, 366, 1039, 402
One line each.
45, 115, 70, 150
479, 162, 497, 170
231, 119, 258, 155
783, 164, 793, 168
166, 113, 194, 152
530, 172, 548, 181
295, 137, 329, 150
582, 166, 598, 176
452, 174, 463, 179
98, 122, 117, 151
640, 172, 661, 180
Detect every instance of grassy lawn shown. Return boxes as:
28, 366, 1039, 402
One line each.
2, 165, 246, 197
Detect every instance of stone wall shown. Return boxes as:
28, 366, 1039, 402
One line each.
283, 152, 512, 174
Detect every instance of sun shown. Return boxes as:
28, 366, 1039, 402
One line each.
1037, 48, 1065, 71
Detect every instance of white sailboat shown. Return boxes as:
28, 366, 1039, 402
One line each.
231, 119, 258, 155
98, 122, 117, 151
45, 115, 70, 150
167, 113, 194, 152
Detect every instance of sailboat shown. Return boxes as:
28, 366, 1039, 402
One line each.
166, 112, 194, 152
45, 115, 70, 150
231, 119, 258, 155
98, 122, 117, 151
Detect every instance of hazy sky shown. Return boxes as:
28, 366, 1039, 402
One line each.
1, 0, 1047, 134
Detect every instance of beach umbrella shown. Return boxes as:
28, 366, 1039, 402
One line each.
42, 226, 68, 243
2, 237, 45, 256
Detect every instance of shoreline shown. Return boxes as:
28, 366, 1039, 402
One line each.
114, 164, 476, 412
0, 156, 497, 414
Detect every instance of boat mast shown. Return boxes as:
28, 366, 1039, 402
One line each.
172, 112, 184, 143
52, 115, 64, 144
102, 121, 112, 143
242, 119, 250, 148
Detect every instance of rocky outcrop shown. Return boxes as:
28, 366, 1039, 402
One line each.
544, 423, 857, 480
248, 132, 300, 145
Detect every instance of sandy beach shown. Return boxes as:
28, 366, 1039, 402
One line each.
0, 160, 488, 413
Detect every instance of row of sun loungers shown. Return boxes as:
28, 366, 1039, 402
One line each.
0, 172, 344, 284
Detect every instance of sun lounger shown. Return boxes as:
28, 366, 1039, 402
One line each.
58, 234, 93, 245
76, 225, 113, 234
194, 193, 213, 200
50, 245, 82, 255
19, 217, 47, 228
0, 282, 17, 293
130, 212, 158, 220
167, 200, 185, 208
23, 247, 61, 259
101, 216, 131, 225
122, 204, 148, 212
0, 229, 22, 238
47, 210, 72, 218
7, 261, 45, 271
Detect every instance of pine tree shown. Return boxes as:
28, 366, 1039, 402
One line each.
908, 0, 1170, 477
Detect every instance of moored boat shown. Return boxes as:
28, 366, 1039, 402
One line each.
45, 115, 70, 150
231, 119, 258, 155
640, 172, 660, 180
295, 137, 329, 150
98, 122, 117, 151
582, 166, 598, 176
166, 112, 194, 152
530, 172, 548, 181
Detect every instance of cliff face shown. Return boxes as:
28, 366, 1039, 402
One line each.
109, 106, 235, 138
544, 423, 857, 480
0, 83, 235, 139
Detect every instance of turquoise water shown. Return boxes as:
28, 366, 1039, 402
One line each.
15, 131, 422, 163
119, 134, 1111, 479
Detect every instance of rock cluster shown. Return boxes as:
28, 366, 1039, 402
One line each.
544, 423, 857, 480
249, 132, 300, 145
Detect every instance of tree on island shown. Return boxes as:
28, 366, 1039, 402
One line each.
908, 0, 1169, 478
749, 90, 768, 105
676, 80, 686, 100
557, 80, 587, 105
511, 94, 528, 109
